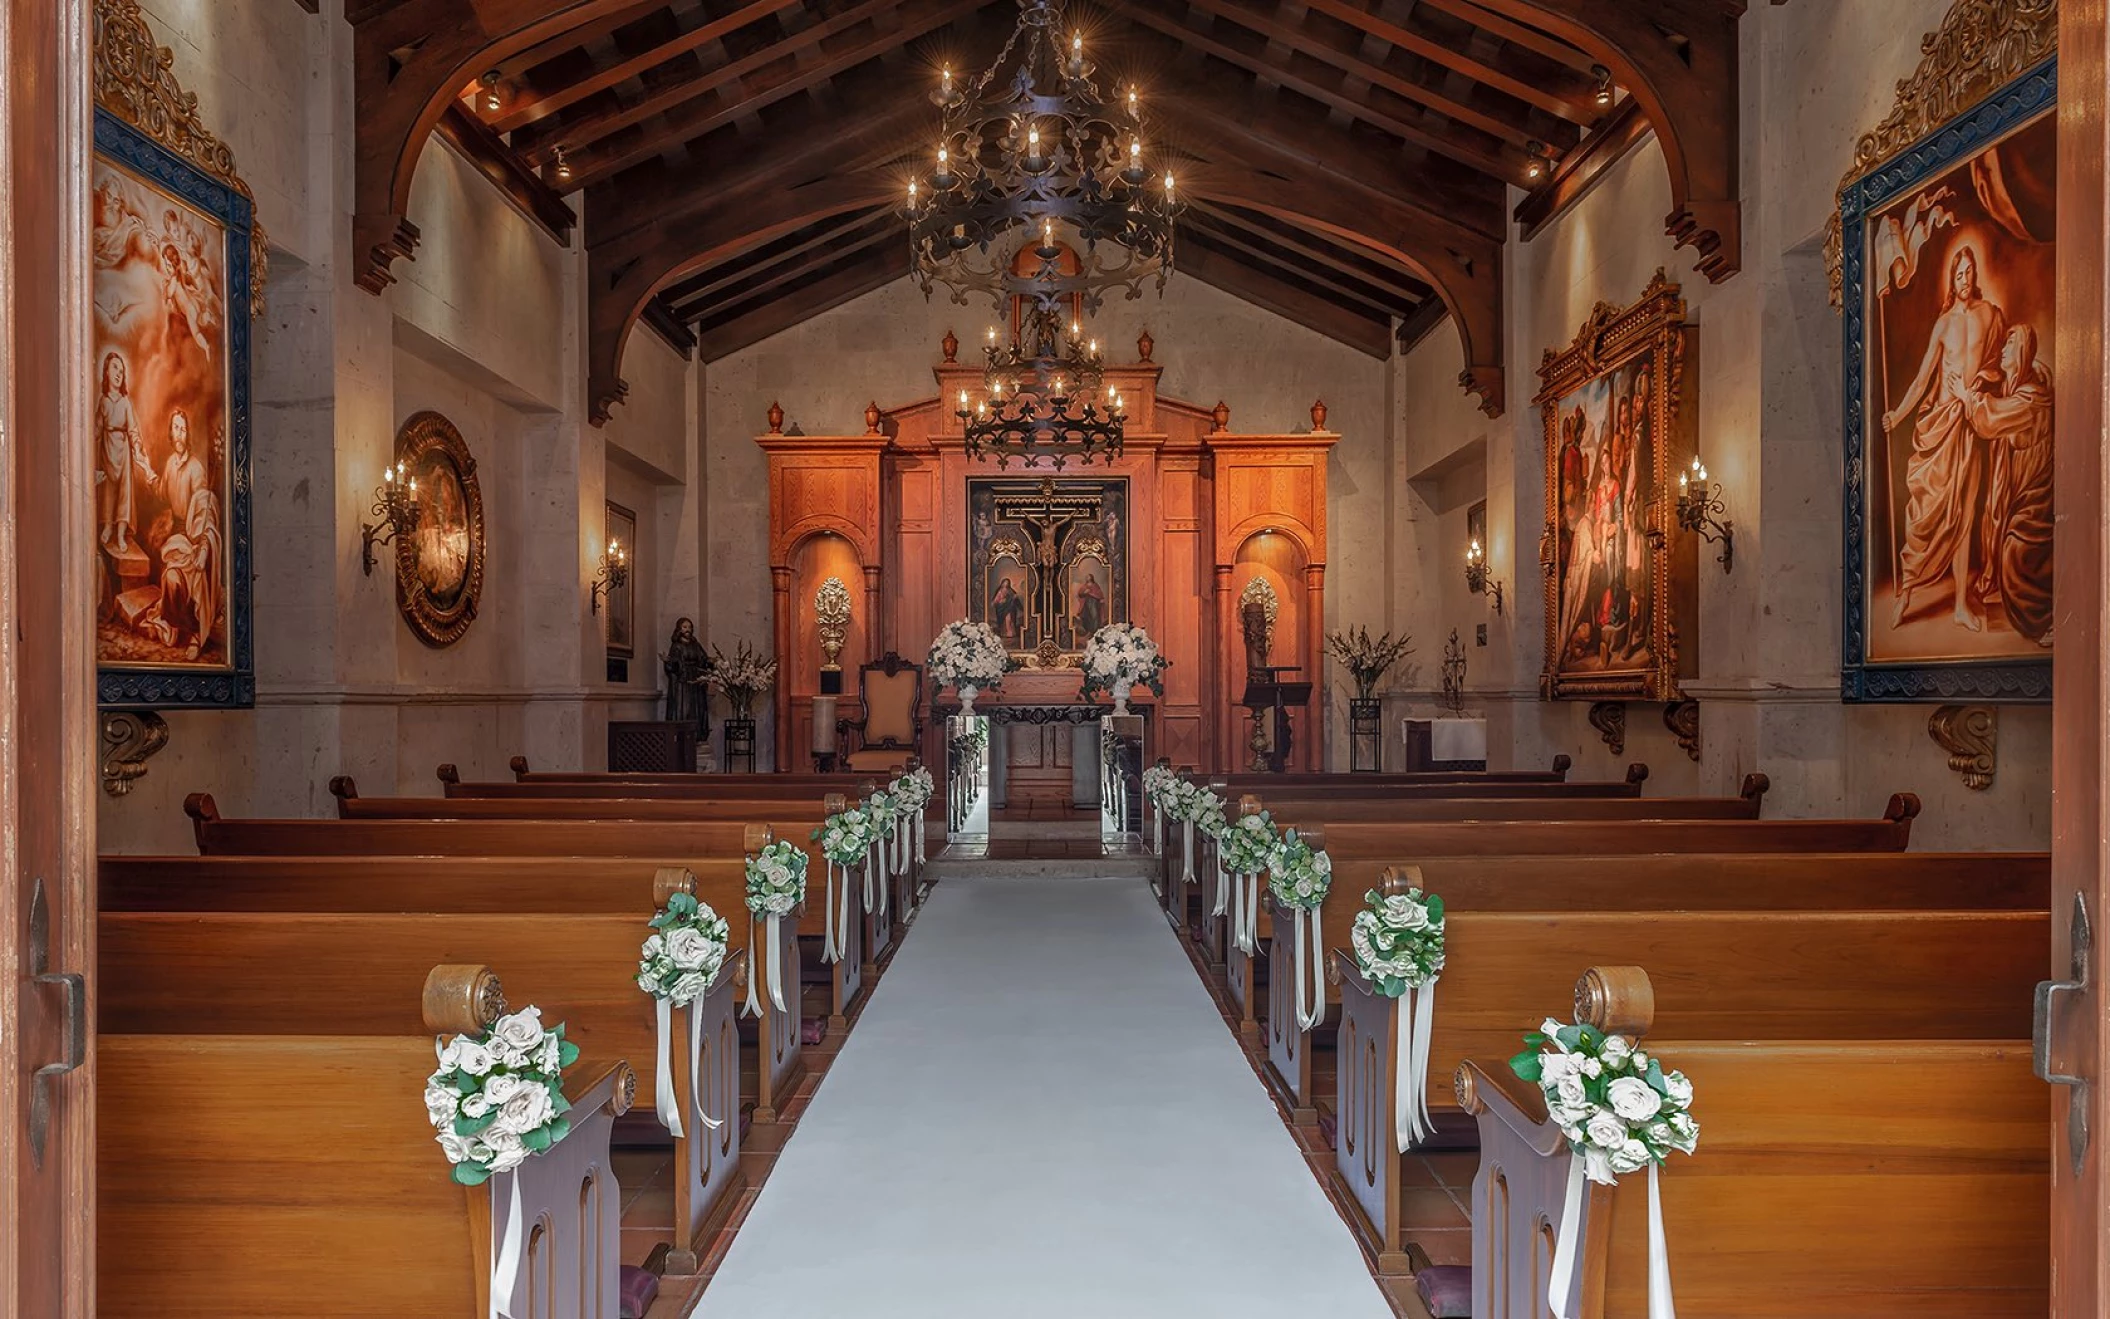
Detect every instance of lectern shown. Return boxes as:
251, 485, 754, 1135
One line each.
1240, 667, 1310, 773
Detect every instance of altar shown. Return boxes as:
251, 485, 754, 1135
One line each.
754, 327, 1337, 779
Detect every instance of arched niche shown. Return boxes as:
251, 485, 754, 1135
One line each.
1224, 528, 1316, 771
782, 530, 867, 763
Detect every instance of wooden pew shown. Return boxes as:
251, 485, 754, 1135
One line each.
1248, 773, 1770, 822
1330, 898, 2045, 1276
99, 963, 635, 1317
100, 851, 864, 1038
1454, 966, 2045, 1314
319, 781, 909, 976
101, 895, 763, 1275
441, 762, 905, 799
185, 792, 767, 860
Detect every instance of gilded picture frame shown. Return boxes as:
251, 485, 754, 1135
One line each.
604, 500, 637, 658
1838, 54, 2056, 703
393, 412, 486, 649
1535, 272, 1697, 703
92, 0, 265, 710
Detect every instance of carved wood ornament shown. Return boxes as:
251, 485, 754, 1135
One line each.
1928, 704, 1998, 790
1662, 699, 1701, 763
1824, 0, 2058, 308
392, 411, 486, 649
1587, 701, 1627, 757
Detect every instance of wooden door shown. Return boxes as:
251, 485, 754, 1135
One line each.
3, 0, 96, 1314
2052, 1, 2110, 1309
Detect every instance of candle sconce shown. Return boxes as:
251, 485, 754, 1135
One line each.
589, 538, 629, 614
1464, 538, 1505, 615
360, 463, 423, 576
1676, 456, 1735, 573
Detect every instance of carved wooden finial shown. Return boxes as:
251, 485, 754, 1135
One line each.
423, 964, 507, 1035
766, 400, 785, 433
1574, 965, 1655, 1037
743, 823, 774, 857
653, 866, 697, 906
1211, 400, 1231, 432
865, 401, 883, 435
1379, 864, 1425, 897
1137, 327, 1155, 361
941, 328, 959, 362
1310, 398, 1328, 430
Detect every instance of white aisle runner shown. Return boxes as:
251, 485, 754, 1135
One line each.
695, 875, 1393, 1318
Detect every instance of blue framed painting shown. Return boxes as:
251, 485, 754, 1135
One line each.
1839, 56, 2054, 703
91, 103, 255, 709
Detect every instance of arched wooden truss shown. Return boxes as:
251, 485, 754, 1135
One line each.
338, 0, 1747, 422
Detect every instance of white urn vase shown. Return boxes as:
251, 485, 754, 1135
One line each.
958, 683, 978, 717
1110, 678, 1132, 717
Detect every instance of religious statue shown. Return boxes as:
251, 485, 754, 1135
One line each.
1242, 598, 1272, 678
661, 616, 711, 733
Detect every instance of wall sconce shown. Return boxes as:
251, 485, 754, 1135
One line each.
1465, 538, 1505, 615
1676, 455, 1735, 573
360, 463, 422, 576
589, 538, 629, 614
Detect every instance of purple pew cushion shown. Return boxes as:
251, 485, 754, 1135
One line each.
1415, 1264, 1472, 1318
801, 1016, 827, 1046
618, 1265, 659, 1319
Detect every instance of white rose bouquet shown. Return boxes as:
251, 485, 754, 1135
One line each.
1079, 622, 1169, 701
1267, 829, 1334, 1032
1352, 885, 1447, 1150
1142, 765, 1178, 854
425, 1006, 580, 1186
742, 840, 808, 1017
1218, 810, 1278, 956
636, 891, 732, 1137
861, 791, 902, 919
891, 767, 936, 864
926, 620, 1015, 692
1513, 1015, 1698, 1318
812, 806, 878, 965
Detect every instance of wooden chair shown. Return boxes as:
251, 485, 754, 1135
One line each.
837, 651, 923, 773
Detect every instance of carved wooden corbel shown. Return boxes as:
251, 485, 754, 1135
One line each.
1662, 699, 1700, 762
1587, 701, 1626, 756
1928, 704, 1997, 790
100, 710, 169, 797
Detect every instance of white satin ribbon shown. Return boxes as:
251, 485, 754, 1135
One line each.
491, 1167, 523, 1318
743, 914, 763, 1019
1292, 904, 1325, 1030
1211, 851, 1230, 918
688, 999, 721, 1132
654, 996, 683, 1138
1180, 820, 1195, 884
863, 845, 877, 911
1152, 810, 1164, 855
745, 914, 785, 1017
914, 810, 926, 864
821, 860, 843, 964
765, 913, 785, 1012
1230, 872, 1259, 955
1394, 981, 1437, 1151
1547, 1152, 1676, 1319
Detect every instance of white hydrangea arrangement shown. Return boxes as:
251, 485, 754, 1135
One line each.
743, 840, 808, 1016
1351, 885, 1446, 1150
1080, 621, 1169, 701
926, 620, 1015, 691
424, 1006, 580, 1186
636, 891, 733, 1138
1512, 1018, 1699, 1184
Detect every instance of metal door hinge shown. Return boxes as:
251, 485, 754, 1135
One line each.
26, 877, 86, 1168
2034, 891, 2091, 1177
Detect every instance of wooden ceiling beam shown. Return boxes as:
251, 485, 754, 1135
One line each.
1175, 233, 1394, 359
693, 247, 905, 361
490, 0, 665, 82
494, 0, 806, 133
1172, 0, 1567, 149
1190, 200, 1430, 304
1181, 212, 1410, 322
1113, 0, 1524, 183
663, 207, 892, 314
685, 220, 902, 327
432, 101, 577, 242
1297, 0, 1600, 123
1416, 0, 1601, 74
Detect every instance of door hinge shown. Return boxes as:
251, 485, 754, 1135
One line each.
2034, 891, 2091, 1177
26, 877, 86, 1168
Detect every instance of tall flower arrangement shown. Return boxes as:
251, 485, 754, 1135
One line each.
1513, 1016, 1698, 1318
707, 640, 777, 719
927, 620, 1015, 705
742, 840, 807, 1018
1080, 622, 1168, 708
1350, 885, 1446, 1149
635, 892, 732, 1138
1325, 625, 1414, 702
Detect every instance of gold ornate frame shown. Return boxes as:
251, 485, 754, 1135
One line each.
1535, 271, 1697, 702
393, 411, 486, 648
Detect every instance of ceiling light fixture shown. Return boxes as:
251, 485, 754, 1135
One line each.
479, 71, 502, 114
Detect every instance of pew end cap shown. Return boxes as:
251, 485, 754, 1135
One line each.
1238, 793, 1263, 817
1624, 762, 1650, 786
327, 776, 358, 813
742, 823, 773, 857
824, 792, 849, 814
1740, 771, 1771, 804
422, 963, 507, 1036
1886, 791, 1923, 824
1379, 864, 1427, 896
435, 763, 460, 786
509, 755, 530, 779
182, 792, 219, 824
653, 867, 696, 906
1574, 965, 1655, 1039
1551, 753, 1573, 777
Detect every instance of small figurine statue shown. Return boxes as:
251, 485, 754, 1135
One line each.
1242, 598, 1273, 679
662, 616, 711, 734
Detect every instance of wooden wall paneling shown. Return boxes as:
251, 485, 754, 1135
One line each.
1155, 448, 1212, 770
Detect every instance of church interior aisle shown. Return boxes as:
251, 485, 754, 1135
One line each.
693, 876, 1392, 1318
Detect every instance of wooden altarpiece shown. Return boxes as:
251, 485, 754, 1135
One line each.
755, 332, 1335, 775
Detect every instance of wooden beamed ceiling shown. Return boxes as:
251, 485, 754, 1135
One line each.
344, 0, 1747, 425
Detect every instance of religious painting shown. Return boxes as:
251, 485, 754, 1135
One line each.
394, 412, 486, 648
1839, 54, 2055, 702
90, 68, 259, 709
1535, 272, 1696, 703
966, 476, 1128, 663
604, 500, 637, 658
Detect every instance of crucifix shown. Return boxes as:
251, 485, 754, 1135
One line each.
994, 476, 1105, 653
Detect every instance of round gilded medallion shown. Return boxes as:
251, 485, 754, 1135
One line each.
392, 411, 485, 648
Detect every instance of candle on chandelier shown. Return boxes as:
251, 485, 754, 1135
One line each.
1163, 172, 1175, 195
1128, 86, 1138, 116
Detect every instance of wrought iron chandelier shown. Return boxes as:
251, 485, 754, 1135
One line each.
907, 0, 1182, 318
956, 304, 1125, 469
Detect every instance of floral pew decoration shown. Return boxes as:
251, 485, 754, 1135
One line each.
743, 839, 809, 1017
425, 1002, 583, 1317
1511, 1005, 1700, 1319
1218, 807, 1279, 957
1081, 621, 1169, 717
1142, 763, 1178, 856
892, 765, 936, 865
1350, 882, 1446, 1149
813, 808, 874, 965
1268, 828, 1335, 1031
859, 790, 899, 924
1182, 781, 1227, 889
636, 890, 732, 1140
